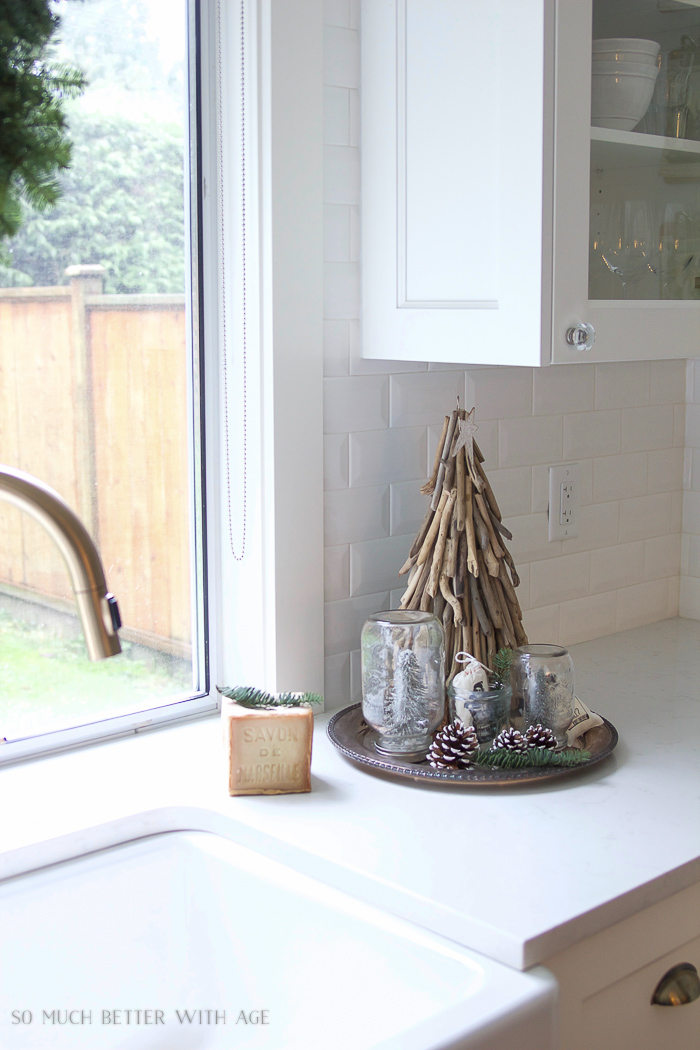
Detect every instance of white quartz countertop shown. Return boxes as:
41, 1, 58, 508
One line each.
1, 618, 699, 971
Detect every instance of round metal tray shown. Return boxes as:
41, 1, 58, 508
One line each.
327, 704, 618, 787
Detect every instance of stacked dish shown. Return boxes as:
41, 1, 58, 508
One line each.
592, 37, 660, 131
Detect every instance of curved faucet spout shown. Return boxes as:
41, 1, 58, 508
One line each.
0, 466, 121, 661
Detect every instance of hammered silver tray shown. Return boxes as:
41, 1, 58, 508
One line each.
327, 704, 618, 786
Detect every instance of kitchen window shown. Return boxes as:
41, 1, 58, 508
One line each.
0, 0, 325, 764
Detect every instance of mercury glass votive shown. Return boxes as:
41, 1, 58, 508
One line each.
361, 610, 445, 760
512, 644, 575, 748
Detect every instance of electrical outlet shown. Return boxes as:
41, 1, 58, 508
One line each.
548, 463, 581, 541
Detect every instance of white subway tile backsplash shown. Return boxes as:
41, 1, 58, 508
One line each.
674, 404, 686, 447
324, 432, 349, 490
672, 489, 683, 533
647, 447, 684, 494
486, 467, 532, 519
680, 575, 700, 618
390, 370, 466, 428
561, 501, 619, 554
590, 541, 644, 593
324, 0, 351, 28
668, 574, 680, 617
324, 375, 389, 434
350, 534, 408, 596
467, 367, 532, 419
350, 427, 427, 487
323, 86, 350, 145
533, 364, 594, 416
563, 410, 620, 459
619, 405, 673, 453
390, 480, 431, 536
644, 533, 681, 581
349, 88, 360, 147
685, 403, 700, 449
349, 648, 362, 704
682, 490, 700, 535
514, 562, 530, 612
682, 532, 691, 576
618, 493, 672, 543
529, 552, 590, 608
521, 604, 560, 643
324, 484, 389, 545
324, 651, 351, 711
324, 544, 350, 602
323, 25, 359, 88
323, 319, 350, 377
616, 578, 669, 633
325, 591, 391, 656
324, 262, 361, 319
559, 591, 617, 646
324, 204, 350, 261
595, 362, 650, 409
531, 465, 549, 514
324, 145, 360, 204
650, 360, 685, 405
349, 206, 360, 262
687, 533, 700, 577
500, 416, 563, 468
592, 452, 647, 503
507, 512, 560, 563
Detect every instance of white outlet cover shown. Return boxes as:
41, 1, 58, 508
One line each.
548, 463, 581, 541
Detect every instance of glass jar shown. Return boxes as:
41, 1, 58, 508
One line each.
447, 681, 511, 750
512, 644, 575, 749
361, 610, 444, 760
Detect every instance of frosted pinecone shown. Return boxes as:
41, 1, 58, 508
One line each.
524, 724, 558, 750
491, 727, 528, 753
427, 720, 479, 770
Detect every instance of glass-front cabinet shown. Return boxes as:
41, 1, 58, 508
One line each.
553, 0, 700, 363
361, 0, 700, 367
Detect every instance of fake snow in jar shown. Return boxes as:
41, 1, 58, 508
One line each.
512, 644, 575, 749
361, 610, 445, 760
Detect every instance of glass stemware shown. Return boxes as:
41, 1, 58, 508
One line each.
657, 204, 695, 298
598, 200, 657, 298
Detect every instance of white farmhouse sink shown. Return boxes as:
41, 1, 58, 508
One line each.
0, 831, 555, 1049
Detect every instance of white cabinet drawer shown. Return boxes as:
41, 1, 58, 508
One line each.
581, 934, 700, 1050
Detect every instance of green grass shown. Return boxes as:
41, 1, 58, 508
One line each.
0, 610, 192, 739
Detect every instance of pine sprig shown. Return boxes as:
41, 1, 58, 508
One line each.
472, 747, 591, 769
492, 646, 514, 684
217, 685, 323, 709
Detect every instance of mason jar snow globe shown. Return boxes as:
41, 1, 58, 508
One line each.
512, 644, 575, 749
361, 610, 444, 760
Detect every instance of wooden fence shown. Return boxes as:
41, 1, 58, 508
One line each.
0, 268, 191, 657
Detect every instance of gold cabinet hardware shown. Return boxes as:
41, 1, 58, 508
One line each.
651, 963, 700, 1006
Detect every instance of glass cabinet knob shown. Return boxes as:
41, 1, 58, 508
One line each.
565, 322, 596, 351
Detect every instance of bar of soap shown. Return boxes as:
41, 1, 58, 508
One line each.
222, 700, 313, 796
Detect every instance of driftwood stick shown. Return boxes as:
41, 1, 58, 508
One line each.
431, 410, 459, 510
499, 560, 520, 609
400, 559, 425, 608
476, 492, 505, 558
465, 475, 479, 576
406, 559, 431, 610
476, 552, 505, 630
421, 415, 449, 496
420, 586, 433, 612
443, 410, 463, 494
472, 617, 482, 663
492, 577, 517, 648
489, 507, 513, 541
398, 551, 419, 576
455, 447, 466, 533
486, 629, 497, 668
468, 573, 491, 636
408, 505, 435, 559
433, 590, 446, 622
440, 574, 463, 623
473, 438, 485, 464
503, 548, 520, 588
416, 490, 448, 566
454, 529, 467, 598
427, 488, 457, 597
475, 455, 502, 519
444, 524, 459, 579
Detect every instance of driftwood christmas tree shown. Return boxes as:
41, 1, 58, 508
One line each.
399, 404, 528, 682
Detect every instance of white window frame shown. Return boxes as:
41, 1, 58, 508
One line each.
0, 0, 324, 765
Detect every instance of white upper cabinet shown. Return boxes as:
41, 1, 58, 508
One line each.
361, 0, 700, 366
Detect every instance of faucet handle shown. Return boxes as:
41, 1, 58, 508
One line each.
105, 593, 122, 632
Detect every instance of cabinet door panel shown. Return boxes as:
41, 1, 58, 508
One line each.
362, 0, 552, 366
581, 934, 700, 1050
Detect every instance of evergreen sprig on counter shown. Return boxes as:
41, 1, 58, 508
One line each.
472, 747, 591, 769
217, 685, 323, 709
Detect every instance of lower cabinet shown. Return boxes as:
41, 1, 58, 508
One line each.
542, 882, 700, 1050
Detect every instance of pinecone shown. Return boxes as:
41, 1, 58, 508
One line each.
491, 727, 528, 753
427, 720, 479, 770
524, 724, 558, 750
